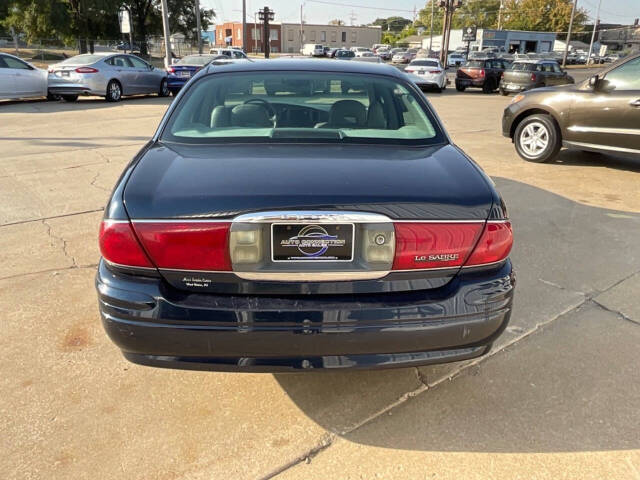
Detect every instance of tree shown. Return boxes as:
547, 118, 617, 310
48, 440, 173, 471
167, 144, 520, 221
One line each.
371, 16, 411, 33
501, 0, 588, 32
167, 0, 215, 41
328, 19, 345, 26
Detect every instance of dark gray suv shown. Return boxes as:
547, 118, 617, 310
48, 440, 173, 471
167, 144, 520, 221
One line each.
499, 60, 574, 95
502, 53, 640, 162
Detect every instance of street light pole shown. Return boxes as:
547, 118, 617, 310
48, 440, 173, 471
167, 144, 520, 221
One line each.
242, 0, 247, 53
195, 0, 202, 54
562, 0, 578, 67
587, 0, 602, 65
160, 0, 172, 68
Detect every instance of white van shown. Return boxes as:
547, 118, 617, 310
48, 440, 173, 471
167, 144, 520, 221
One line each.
302, 44, 325, 56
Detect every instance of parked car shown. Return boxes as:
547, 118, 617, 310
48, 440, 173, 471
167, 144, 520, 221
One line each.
208, 48, 249, 60
96, 59, 515, 372
455, 57, 508, 93
447, 52, 466, 67
405, 59, 447, 92
350, 46, 371, 56
352, 51, 382, 63
377, 48, 392, 61
327, 48, 340, 58
47, 53, 168, 102
502, 52, 640, 162
393, 48, 417, 64
499, 60, 574, 95
302, 44, 325, 56
166, 54, 221, 95
334, 49, 356, 60
115, 41, 140, 53
0, 53, 50, 100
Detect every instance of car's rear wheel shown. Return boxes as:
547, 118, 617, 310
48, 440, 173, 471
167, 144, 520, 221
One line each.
482, 79, 495, 94
499, 87, 508, 96
106, 80, 122, 102
514, 114, 561, 163
455, 83, 465, 92
61, 94, 78, 102
158, 78, 169, 97
46, 92, 59, 101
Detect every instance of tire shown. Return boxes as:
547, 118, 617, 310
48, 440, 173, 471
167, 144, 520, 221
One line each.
514, 114, 561, 163
105, 79, 122, 102
482, 78, 495, 94
434, 86, 442, 93
455, 83, 466, 92
169, 89, 179, 96
61, 94, 78, 102
499, 88, 508, 96
158, 78, 169, 97
46, 92, 59, 101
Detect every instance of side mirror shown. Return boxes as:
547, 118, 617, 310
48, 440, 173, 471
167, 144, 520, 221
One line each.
589, 74, 600, 89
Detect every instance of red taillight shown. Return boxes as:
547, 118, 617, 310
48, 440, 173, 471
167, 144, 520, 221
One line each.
393, 223, 484, 270
132, 222, 232, 271
75, 67, 98, 73
167, 66, 175, 73
530, 73, 537, 82
500, 72, 504, 79
479, 68, 485, 77
392, 221, 513, 271
465, 222, 513, 266
99, 221, 153, 268
430, 69, 442, 74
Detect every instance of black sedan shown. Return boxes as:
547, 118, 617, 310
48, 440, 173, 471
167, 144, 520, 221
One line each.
96, 60, 515, 372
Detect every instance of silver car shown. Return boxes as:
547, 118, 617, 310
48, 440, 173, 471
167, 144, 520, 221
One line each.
48, 53, 168, 102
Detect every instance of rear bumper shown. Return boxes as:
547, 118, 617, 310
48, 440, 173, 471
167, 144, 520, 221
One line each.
48, 85, 95, 96
96, 259, 515, 372
455, 78, 485, 88
166, 76, 188, 90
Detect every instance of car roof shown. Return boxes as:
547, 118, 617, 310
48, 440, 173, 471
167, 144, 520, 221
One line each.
512, 59, 557, 64
204, 58, 403, 78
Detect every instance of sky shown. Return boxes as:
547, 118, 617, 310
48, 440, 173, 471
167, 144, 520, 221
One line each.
202, 0, 640, 27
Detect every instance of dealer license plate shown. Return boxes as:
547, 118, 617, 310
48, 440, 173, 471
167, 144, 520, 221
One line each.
271, 224, 354, 262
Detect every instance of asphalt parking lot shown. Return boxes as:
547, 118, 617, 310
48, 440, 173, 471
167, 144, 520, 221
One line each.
1, 84, 639, 479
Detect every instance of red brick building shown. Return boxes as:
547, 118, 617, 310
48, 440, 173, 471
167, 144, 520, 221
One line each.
214, 21, 282, 53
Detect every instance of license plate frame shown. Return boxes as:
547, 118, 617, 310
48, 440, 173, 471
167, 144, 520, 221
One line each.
178, 71, 191, 78
271, 223, 355, 262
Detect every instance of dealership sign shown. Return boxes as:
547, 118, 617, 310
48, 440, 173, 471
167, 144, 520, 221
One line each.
462, 26, 477, 42
118, 8, 131, 34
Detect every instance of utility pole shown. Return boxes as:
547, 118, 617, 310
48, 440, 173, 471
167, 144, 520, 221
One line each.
439, 1, 462, 65
259, 6, 275, 58
300, 3, 304, 53
195, 0, 203, 54
429, 0, 434, 55
160, 0, 172, 68
562, 0, 578, 67
587, 0, 602, 65
497, 0, 504, 30
439, 1, 449, 64
242, 0, 247, 53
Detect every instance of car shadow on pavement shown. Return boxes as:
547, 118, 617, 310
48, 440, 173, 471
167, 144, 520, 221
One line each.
275, 177, 640, 453
549, 149, 640, 173
0, 95, 172, 113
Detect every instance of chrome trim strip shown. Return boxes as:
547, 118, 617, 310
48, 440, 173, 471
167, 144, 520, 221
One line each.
103, 258, 157, 271
460, 259, 507, 269
568, 125, 640, 136
233, 271, 389, 281
131, 219, 232, 223
563, 140, 640, 154
103, 219, 130, 224
233, 211, 392, 224
393, 219, 485, 224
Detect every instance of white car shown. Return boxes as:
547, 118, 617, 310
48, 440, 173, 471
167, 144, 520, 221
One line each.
0, 53, 49, 100
352, 52, 382, 63
405, 59, 447, 92
351, 47, 372, 56
447, 53, 466, 67
208, 48, 249, 60
301, 44, 325, 56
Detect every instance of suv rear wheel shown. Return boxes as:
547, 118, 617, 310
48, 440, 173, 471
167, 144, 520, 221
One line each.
514, 114, 561, 163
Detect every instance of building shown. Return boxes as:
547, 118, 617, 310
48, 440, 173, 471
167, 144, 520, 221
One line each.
600, 25, 640, 52
280, 23, 382, 54
213, 21, 281, 53
423, 29, 556, 54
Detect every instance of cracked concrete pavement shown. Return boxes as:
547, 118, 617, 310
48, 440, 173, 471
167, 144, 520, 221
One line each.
1, 90, 639, 480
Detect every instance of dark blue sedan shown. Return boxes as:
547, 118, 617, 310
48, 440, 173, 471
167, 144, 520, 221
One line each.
166, 54, 221, 95
96, 60, 515, 372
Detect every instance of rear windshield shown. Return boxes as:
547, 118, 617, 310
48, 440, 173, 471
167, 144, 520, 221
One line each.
465, 60, 485, 68
161, 71, 444, 146
179, 55, 215, 65
410, 60, 439, 67
509, 62, 537, 71
59, 54, 104, 65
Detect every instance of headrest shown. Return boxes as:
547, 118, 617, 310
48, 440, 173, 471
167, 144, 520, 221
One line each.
329, 100, 367, 128
230, 104, 272, 128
